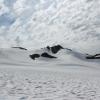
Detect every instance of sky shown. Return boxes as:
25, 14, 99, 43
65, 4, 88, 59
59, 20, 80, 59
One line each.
0, 0, 100, 53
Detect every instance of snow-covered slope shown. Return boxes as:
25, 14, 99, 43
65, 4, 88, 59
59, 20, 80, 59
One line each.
0, 0, 100, 53
0, 47, 100, 100
0, 47, 100, 70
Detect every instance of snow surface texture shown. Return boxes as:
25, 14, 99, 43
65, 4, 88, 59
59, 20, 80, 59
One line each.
0, 0, 100, 53
0, 47, 100, 100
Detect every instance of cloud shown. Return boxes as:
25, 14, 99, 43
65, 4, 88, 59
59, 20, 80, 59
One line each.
0, 0, 9, 16
0, 0, 100, 53
0, 13, 15, 26
4, 0, 16, 7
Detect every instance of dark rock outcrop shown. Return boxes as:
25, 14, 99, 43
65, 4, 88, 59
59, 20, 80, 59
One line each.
46, 46, 50, 51
46, 45, 64, 54
94, 54, 100, 57
41, 52, 57, 58
30, 54, 40, 60
86, 54, 100, 59
12, 47, 27, 50
66, 48, 72, 51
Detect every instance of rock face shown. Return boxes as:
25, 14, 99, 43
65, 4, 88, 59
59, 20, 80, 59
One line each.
12, 47, 27, 50
30, 54, 40, 60
41, 52, 57, 58
30, 45, 65, 60
29, 44, 100, 60
86, 54, 100, 59
46, 45, 64, 54
46, 46, 50, 51
30, 52, 57, 60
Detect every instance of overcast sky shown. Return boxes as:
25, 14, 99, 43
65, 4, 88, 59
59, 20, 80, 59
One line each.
0, 0, 100, 53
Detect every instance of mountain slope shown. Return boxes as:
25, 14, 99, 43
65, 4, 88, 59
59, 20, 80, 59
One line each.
0, 47, 100, 70
0, 47, 100, 100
